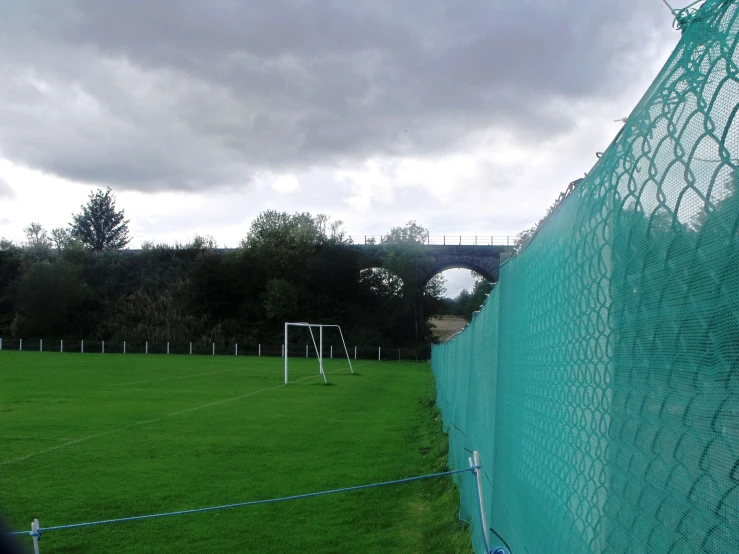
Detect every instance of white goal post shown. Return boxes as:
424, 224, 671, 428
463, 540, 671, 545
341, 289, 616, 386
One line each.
284, 322, 355, 384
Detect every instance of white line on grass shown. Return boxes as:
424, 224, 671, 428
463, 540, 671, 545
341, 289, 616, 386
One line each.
107, 366, 259, 387
1, 436, 75, 441
0, 374, 322, 466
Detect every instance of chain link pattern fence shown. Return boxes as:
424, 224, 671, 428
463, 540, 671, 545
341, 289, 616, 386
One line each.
433, 2, 739, 552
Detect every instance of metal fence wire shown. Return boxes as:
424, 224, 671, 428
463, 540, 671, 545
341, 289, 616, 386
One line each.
433, 2, 739, 553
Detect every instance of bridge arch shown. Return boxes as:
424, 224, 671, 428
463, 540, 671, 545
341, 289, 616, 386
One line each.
422, 262, 497, 285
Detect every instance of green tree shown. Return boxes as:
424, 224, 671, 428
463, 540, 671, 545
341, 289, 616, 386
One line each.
23, 222, 52, 250
383, 220, 429, 244
446, 272, 492, 321
262, 278, 299, 320
0, 237, 16, 251
11, 261, 90, 337
381, 221, 445, 343
50, 227, 82, 252
71, 188, 131, 251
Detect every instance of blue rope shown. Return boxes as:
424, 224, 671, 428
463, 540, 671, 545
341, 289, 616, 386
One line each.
7, 466, 478, 537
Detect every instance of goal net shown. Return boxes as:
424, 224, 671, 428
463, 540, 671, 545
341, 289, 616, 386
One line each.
283, 323, 354, 384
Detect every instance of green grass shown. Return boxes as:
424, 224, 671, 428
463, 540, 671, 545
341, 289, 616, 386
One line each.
0, 351, 471, 553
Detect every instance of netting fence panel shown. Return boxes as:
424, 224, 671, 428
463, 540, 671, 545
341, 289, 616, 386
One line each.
432, 3, 739, 553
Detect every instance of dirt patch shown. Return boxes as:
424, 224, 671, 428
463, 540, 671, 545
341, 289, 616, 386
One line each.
428, 316, 468, 341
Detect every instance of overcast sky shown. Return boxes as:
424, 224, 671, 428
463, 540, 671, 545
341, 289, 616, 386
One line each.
0, 0, 681, 296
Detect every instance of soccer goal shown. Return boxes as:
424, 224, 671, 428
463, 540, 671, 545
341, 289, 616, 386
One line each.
283, 322, 355, 384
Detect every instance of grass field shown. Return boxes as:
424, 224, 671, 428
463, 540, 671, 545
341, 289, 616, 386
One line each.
0, 351, 471, 553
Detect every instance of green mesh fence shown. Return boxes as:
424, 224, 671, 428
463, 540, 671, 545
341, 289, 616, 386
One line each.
432, 2, 739, 553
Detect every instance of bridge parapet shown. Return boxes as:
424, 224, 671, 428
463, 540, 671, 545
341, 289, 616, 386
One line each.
347, 235, 516, 246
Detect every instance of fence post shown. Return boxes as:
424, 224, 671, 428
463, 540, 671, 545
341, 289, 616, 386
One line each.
145, 341, 148, 354
40, 339, 43, 352
167, 342, 170, 355
81, 339, 84, 353
259, 344, 261, 356
189, 342, 192, 355
31, 518, 40, 554
470, 451, 490, 550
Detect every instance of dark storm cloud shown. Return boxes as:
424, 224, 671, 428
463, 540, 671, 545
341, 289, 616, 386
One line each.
0, 0, 669, 191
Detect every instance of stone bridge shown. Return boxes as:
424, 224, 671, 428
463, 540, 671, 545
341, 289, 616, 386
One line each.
348, 243, 515, 342
349, 244, 515, 284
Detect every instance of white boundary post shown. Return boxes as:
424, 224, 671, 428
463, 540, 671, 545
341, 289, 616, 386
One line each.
189, 342, 192, 355
0, 338, 3, 350
470, 451, 490, 548
305, 344, 308, 358
40, 339, 43, 352
330, 345, 333, 359
145, 341, 148, 354
102, 341, 105, 354
235, 343, 238, 356
20, 338, 23, 351
378, 346, 381, 361
319, 326, 324, 373
354, 345, 357, 359
123, 340, 126, 354
61, 339, 63, 352
31, 518, 40, 554
259, 344, 261, 356
81, 339, 84, 353
284, 322, 288, 384
212, 343, 215, 356
167, 342, 170, 354
398, 348, 401, 361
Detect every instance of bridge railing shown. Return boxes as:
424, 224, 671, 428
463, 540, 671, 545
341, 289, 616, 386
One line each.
347, 235, 516, 246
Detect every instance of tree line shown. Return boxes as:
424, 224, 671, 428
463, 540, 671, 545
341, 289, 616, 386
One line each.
0, 189, 486, 348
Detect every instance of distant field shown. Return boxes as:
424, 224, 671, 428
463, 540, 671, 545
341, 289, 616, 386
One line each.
0, 352, 470, 553
428, 316, 468, 341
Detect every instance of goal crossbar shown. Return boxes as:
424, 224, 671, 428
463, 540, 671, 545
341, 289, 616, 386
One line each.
284, 322, 355, 384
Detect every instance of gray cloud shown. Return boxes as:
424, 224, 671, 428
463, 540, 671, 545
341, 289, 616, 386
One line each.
0, 0, 670, 192
0, 177, 14, 198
